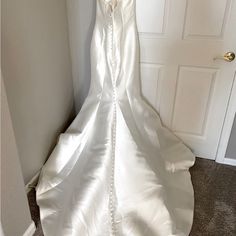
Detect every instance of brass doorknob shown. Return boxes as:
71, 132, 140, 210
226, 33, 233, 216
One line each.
214, 52, 235, 62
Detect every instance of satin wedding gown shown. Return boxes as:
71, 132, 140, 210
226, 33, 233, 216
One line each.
36, 0, 195, 235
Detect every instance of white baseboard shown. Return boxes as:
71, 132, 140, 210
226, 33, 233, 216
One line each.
25, 171, 40, 193
216, 157, 236, 166
223, 157, 236, 166
23, 221, 36, 236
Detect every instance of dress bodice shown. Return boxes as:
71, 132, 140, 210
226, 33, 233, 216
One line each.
99, 0, 135, 17
89, 0, 141, 100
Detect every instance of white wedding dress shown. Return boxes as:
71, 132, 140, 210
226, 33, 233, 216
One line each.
36, 0, 195, 235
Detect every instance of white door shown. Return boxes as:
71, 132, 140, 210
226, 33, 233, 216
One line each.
136, 0, 236, 159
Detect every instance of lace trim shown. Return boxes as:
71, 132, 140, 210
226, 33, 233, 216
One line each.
104, 0, 118, 14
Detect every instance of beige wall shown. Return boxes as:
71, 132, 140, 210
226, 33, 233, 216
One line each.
2, 0, 75, 183
226, 115, 236, 160
66, 0, 96, 112
1, 79, 33, 236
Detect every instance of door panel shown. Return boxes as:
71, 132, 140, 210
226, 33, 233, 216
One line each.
137, 0, 236, 159
136, 0, 168, 36
183, 0, 231, 39
171, 66, 217, 136
140, 63, 164, 111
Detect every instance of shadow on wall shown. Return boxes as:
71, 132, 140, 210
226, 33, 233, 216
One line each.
67, 0, 96, 112
2, 0, 76, 184
1, 78, 33, 236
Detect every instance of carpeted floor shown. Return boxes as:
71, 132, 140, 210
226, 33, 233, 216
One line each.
28, 157, 236, 236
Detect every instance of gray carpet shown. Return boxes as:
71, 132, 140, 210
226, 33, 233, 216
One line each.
28, 158, 236, 236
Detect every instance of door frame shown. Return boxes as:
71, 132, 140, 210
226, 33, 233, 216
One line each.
216, 73, 236, 166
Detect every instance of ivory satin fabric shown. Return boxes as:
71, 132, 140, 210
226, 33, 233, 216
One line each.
36, 0, 195, 235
